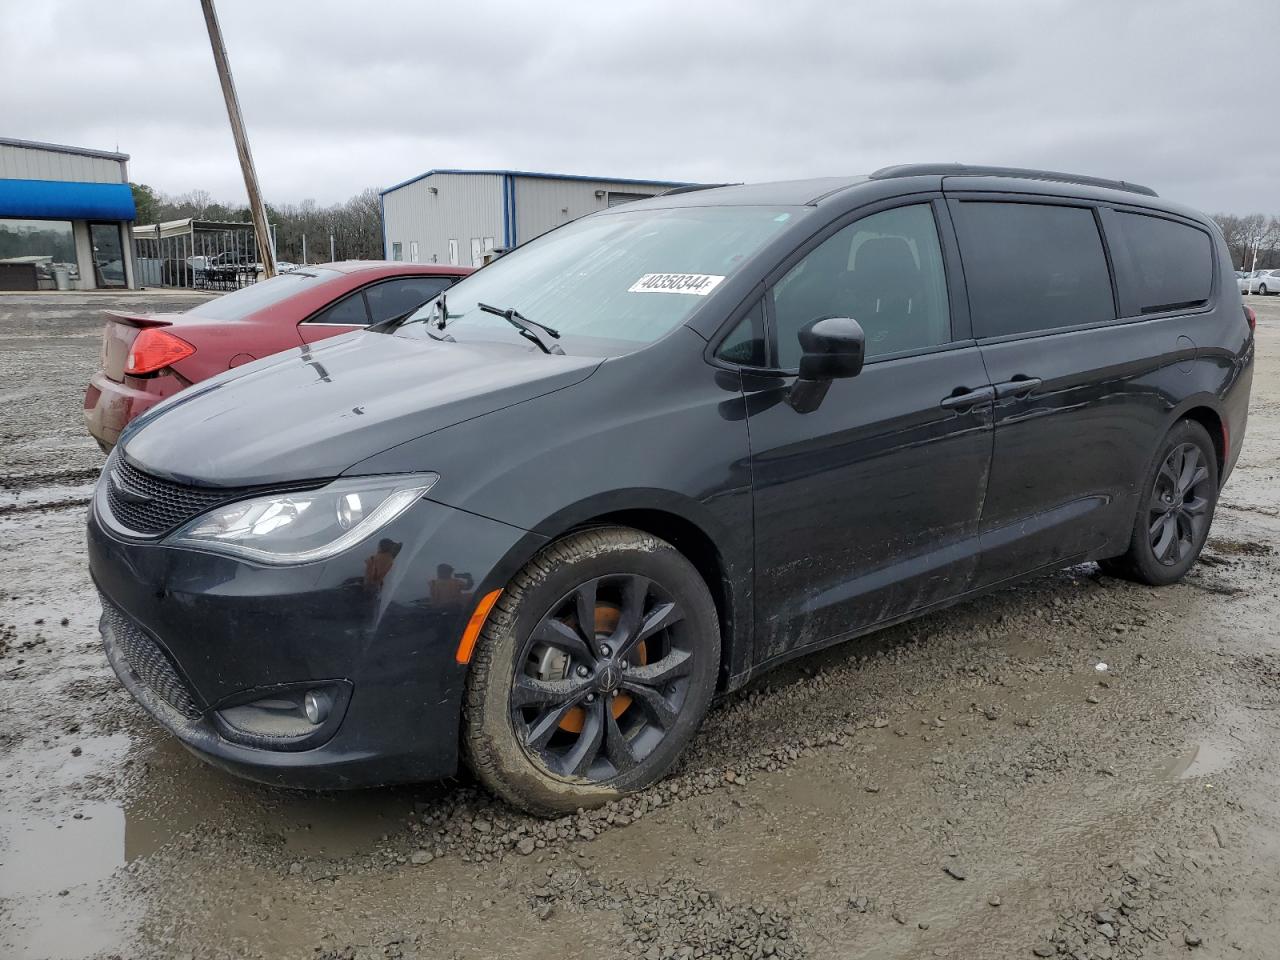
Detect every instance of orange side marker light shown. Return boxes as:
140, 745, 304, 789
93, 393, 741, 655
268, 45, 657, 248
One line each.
455, 588, 502, 664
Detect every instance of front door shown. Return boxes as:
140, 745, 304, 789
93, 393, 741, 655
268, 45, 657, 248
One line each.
741, 200, 994, 666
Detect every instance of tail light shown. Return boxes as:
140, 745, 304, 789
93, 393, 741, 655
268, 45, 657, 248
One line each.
125, 328, 195, 375
1244, 305, 1256, 332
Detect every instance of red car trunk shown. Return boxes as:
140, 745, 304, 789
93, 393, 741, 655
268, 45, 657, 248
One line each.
83, 262, 471, 451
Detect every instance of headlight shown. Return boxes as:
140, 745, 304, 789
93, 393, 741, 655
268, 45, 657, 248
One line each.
166, 473, 438, 564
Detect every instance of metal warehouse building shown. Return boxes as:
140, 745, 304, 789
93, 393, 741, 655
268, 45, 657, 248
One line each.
379, 168, 688, 268
0, 137, 138, 291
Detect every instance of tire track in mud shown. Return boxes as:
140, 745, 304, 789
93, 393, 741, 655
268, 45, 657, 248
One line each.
0, 467, 101, 490
0, 468, 100, 517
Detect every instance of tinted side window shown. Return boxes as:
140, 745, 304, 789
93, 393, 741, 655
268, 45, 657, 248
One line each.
310, 292, 370, 326
1106, 212, 1212, 315
715, 301, 766, 366
365, 277, 455, 323
952, 201, 1114, 338
772, 204, 951, 367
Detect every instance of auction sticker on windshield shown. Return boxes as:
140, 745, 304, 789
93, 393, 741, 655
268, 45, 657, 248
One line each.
628, 273, 726, 296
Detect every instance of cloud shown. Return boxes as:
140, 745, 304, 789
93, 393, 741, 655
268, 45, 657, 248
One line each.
1, 0, 1274, 212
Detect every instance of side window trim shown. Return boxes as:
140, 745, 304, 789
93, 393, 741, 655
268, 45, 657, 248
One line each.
931, 197, 973, 342
1092, 205, 1123, 321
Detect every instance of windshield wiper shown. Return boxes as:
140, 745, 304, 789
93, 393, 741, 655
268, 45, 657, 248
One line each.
477, 302, 564, 355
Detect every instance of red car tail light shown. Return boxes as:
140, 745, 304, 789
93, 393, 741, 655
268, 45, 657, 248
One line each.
1244, 305, 1256, 332
126, 329, 196, 375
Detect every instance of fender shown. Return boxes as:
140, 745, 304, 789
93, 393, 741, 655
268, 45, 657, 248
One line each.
450, 487, 754, 691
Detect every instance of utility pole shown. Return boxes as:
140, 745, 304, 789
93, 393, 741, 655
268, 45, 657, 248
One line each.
302, 233, 307, 265
330, 233, 336, 263
199, 0, 276, 278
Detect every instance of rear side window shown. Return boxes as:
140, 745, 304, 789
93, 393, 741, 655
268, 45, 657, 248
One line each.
364, 276, 455, 323
952, 201, 1114, 339
1106, 212, 1213, 315
310, 292, 371, 326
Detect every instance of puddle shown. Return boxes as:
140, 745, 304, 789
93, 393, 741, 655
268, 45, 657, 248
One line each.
0, 727, 429, 959
1159, 738, 1236, 781
0, 798, 140, 959
0, 802, 126, 897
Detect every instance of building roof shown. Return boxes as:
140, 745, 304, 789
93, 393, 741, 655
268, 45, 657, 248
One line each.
380, 167, 691, 196
0, 136, 129, 163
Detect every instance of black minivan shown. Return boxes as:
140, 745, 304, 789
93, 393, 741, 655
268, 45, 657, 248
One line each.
89, 164, 1254, 814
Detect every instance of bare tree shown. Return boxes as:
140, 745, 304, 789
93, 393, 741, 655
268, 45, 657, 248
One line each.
140, 187, 386, 264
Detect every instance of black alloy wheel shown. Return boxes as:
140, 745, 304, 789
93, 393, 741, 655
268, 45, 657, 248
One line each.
1147, 442, 1213, 567
463, 526, 720, 816
511, 574, 691, 781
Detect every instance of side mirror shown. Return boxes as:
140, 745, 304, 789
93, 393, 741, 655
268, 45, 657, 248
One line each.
789, 317, 865, 413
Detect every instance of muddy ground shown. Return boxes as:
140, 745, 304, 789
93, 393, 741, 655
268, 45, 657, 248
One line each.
1, 291, 1278, 960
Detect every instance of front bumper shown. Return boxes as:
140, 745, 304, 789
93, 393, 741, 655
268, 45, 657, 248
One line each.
89, 491, 541, 789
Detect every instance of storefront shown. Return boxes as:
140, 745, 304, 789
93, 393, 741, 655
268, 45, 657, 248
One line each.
0, 138, 138, 291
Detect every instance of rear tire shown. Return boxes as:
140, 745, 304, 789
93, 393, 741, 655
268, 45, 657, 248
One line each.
463, 526, 720, 817
1099, 419, 1218, 586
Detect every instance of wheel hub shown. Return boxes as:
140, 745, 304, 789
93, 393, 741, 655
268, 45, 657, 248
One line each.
544, 603, 646, 734
510, 572, 691, 782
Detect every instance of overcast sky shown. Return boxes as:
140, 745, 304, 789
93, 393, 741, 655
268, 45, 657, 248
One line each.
3, 0, 1274, 213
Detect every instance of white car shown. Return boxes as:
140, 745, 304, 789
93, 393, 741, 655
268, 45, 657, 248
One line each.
1247, 269, 1280, 295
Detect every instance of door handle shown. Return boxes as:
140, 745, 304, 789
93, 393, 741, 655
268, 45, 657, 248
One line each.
939, 385, 996, 410
992, 377, 1042, 399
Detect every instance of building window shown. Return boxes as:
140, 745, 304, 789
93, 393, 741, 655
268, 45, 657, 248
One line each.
0, 218, 78, 290
448, 239, 459, 266
607, 192, 652, 207
409, 241, 419, 263
390, 241, 403, 262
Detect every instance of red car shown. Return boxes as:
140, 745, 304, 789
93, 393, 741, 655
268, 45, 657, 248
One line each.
84, 261, 470, 450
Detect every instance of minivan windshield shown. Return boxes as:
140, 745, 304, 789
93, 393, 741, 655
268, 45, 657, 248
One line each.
190, 267, 341, 321
392, 205, 800, 354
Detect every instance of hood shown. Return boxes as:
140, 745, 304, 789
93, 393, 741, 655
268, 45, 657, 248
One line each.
122, 331, 601, 487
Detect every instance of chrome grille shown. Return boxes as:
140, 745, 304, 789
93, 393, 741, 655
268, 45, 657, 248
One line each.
100, 596, 201, 718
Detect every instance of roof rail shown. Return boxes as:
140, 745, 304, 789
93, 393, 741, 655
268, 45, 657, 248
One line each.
869, 163, 1158, 198
658, 182, 738, 197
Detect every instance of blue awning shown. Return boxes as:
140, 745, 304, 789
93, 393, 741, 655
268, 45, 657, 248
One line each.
0, 178, 136, 221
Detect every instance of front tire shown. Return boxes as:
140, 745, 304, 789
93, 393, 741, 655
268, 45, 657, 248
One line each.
463, 526, 720, 816
1100, 419, 1219, 586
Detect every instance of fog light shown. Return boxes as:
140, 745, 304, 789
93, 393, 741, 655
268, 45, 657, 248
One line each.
212, 680, 350, 750
303, 689, 331, 725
